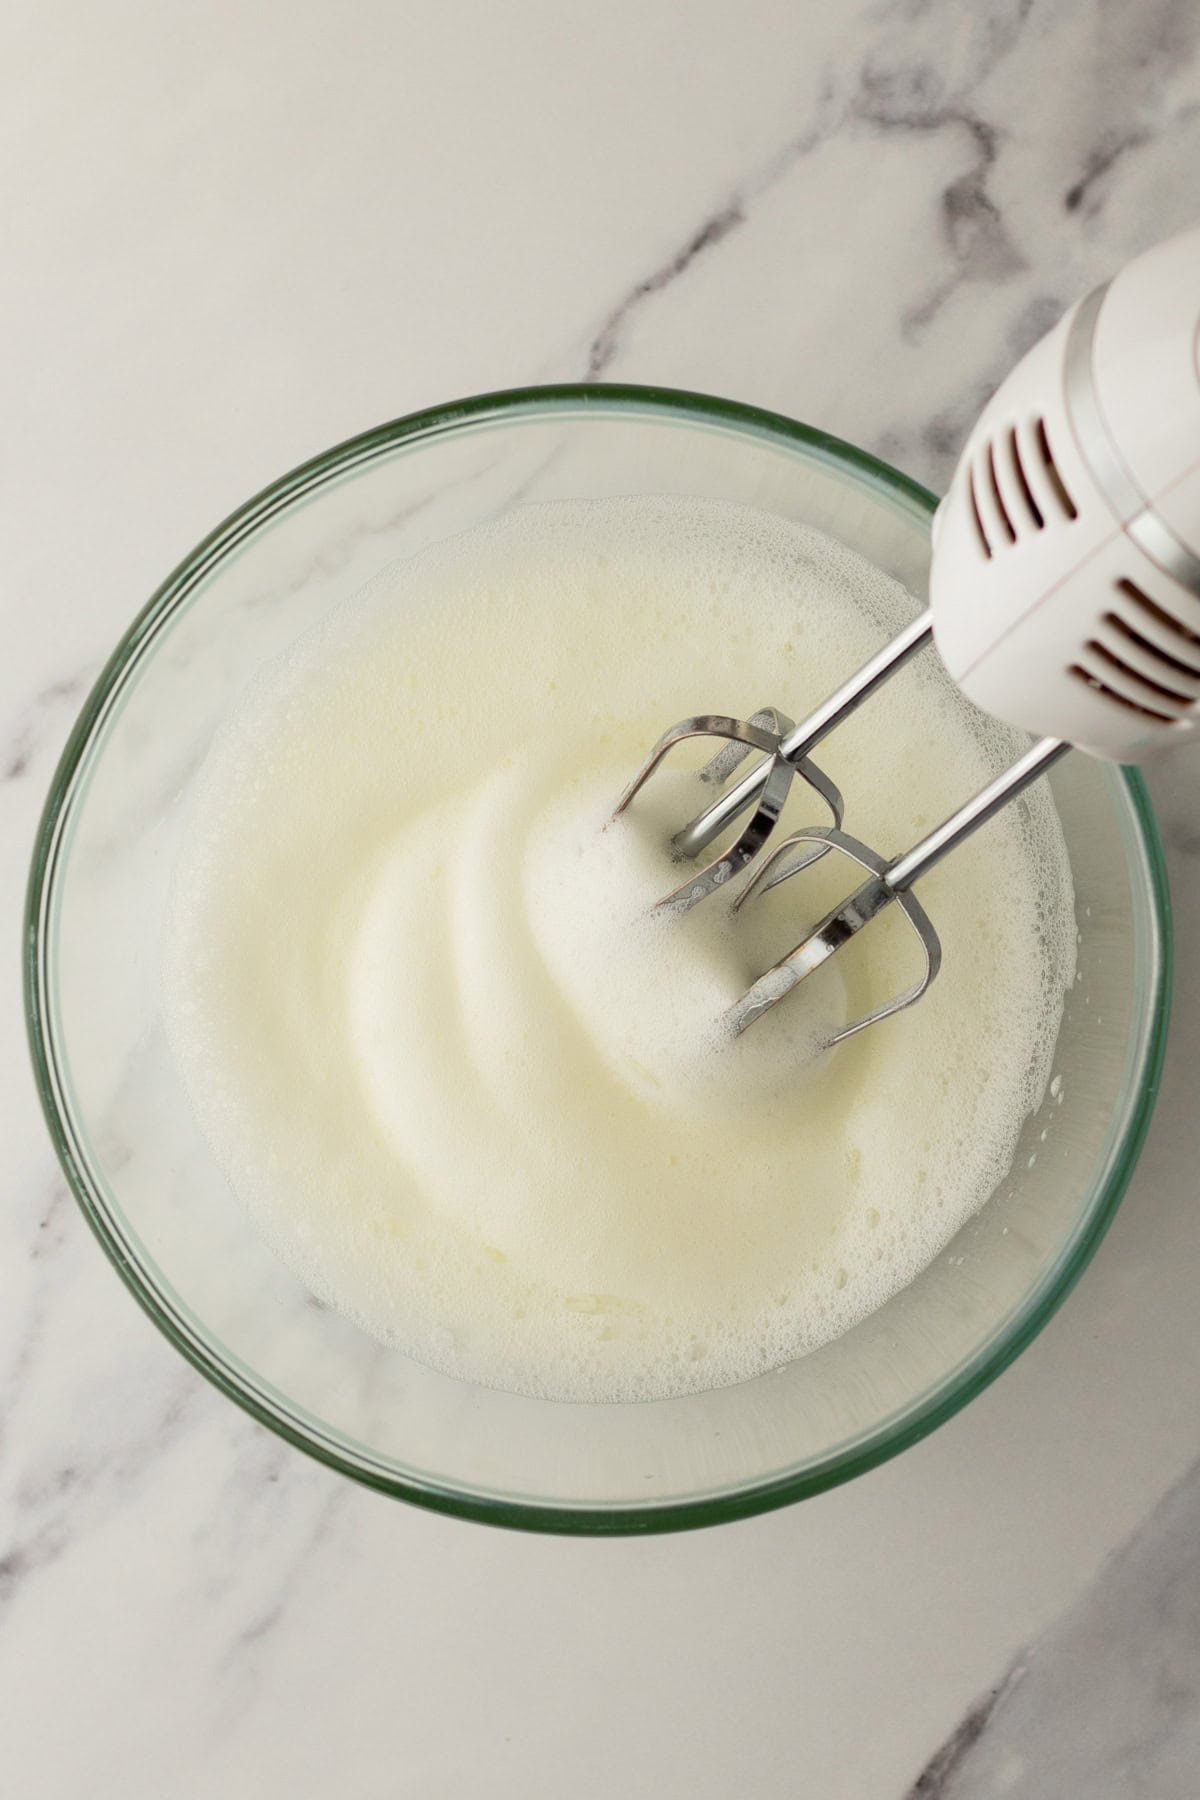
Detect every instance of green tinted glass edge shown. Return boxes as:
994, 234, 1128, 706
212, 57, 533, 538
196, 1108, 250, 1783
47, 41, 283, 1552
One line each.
24, 383, 1173, 1536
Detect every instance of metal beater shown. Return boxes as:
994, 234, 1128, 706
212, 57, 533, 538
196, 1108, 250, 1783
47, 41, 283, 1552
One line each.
613, 224, 1200, 1044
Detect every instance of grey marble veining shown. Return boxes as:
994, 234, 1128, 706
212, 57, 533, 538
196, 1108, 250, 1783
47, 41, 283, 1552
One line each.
907, 1452, 1200, 1797
563, 0, 1200, 498
3, 672, 91, 785
3, 2, 1200, 1795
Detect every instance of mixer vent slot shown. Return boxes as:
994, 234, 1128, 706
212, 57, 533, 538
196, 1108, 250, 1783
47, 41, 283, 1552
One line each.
1068, 577, 1200, 726
1006, 424, 1044, 529
967, 465, 991, 559
985, 439, 1017, 544
1067, 663, 1177, 725
1113, 578, 1200, 671
968, 417, 1074, 558
1033, 417, 1077, 520
1100, 614, 1200, 697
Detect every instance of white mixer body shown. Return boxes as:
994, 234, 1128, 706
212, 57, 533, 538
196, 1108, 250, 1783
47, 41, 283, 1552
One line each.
931, 226, 1200, 763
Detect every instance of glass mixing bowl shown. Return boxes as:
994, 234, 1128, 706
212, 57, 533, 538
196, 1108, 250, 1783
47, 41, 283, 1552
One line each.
26, 387, 1170, 1533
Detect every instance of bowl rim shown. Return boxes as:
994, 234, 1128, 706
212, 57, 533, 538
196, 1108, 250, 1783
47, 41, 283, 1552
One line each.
24, 382, 1173, 1535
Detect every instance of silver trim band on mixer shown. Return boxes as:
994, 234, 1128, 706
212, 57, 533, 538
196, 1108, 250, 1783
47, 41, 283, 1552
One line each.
1127, 509, 1200, 598
1064, 281, 1200, 600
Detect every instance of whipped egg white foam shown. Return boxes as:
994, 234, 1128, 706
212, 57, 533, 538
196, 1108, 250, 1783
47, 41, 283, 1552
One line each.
163, 498, 1075, 1401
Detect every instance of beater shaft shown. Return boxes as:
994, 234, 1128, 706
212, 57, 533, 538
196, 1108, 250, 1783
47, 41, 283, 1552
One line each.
886, 736, 1069, 893
672, 608, 934, 861
728, 736, 1069, 1040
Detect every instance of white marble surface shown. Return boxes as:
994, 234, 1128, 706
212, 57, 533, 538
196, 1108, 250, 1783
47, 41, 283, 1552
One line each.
4, 2, 1200, 1794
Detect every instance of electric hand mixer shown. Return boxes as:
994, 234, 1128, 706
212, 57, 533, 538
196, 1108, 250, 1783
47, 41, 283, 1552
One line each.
614, 225, 1200, 1043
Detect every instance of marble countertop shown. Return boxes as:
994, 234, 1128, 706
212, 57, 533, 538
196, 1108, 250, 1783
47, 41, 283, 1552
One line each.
4, 2, 1200, 1794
